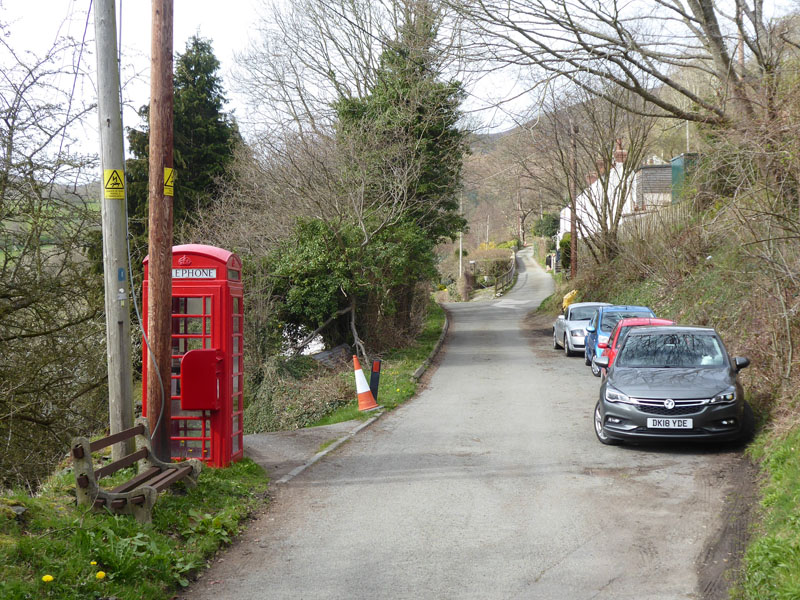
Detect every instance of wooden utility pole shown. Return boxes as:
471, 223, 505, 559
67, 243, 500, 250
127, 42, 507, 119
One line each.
570, 121, 578, 279
95, 0, 134, 460
146, 0, 174, 461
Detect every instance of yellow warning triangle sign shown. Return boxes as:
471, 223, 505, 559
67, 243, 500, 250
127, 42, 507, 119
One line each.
103, 169, 125, 199
163, 167, 175, 196
105, 170, 124, 189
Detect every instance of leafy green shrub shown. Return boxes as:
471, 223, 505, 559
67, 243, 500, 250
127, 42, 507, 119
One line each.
532, 213, 559, 238
559, 233, 571, 271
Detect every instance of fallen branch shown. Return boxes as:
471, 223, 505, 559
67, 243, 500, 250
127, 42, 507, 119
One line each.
290, 306, 353, 356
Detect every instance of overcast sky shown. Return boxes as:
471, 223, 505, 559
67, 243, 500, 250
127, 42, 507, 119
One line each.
2, 0, 261, 139
1, 0, 521, 154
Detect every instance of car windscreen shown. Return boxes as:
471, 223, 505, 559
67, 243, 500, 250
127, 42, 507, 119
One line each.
569, 307, 598, 321
616, 333, 726, 368
601, 311, 652, 333
616, 326, 634, 349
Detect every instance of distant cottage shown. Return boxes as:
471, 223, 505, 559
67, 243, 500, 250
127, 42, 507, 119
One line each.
557, 150, 690, 244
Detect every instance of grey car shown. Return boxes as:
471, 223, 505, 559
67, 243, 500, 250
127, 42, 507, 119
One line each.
553, 302, 610, 357
593, 326, 753, 445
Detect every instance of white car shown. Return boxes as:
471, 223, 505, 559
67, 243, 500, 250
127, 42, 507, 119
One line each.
553, 302, 611, 357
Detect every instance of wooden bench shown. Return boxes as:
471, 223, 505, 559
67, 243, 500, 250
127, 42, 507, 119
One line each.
71, 418, 202, 523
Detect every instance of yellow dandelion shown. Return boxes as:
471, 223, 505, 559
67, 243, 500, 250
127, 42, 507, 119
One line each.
95, 571, 106, 580
41, 574, 54, 583
90, 561, 97, 566
396, 388, 400, 392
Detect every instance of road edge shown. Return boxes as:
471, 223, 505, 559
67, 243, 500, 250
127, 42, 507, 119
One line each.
275, 412, 385, 484
277, 306, 450, 484
412, 308, 450, 380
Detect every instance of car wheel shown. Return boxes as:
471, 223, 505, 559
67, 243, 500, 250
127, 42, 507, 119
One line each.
584, 349, 591, 366
739, 402, 756, 443
591, 357, 602, 377
553, 329, 560, 350
594, 402, 618, 445
564, 335, 572, 357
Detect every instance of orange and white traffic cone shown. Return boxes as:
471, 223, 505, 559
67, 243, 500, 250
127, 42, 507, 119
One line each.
353, 355, 379, 411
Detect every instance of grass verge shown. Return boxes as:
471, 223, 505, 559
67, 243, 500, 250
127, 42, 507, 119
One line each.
311, 301, 446, 426
0, 459, 268, 600
736, 426, 800, 599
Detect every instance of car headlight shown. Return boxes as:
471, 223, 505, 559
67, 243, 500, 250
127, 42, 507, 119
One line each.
711, 388, 736, 404
605, 386, 630, 404
571, 329, 585, 337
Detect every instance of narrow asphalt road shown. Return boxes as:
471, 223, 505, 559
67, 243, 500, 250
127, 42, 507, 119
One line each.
185, 248, 749, 600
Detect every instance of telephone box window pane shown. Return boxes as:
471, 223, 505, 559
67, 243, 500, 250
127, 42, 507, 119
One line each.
233, 317, 240, 333
228, 268, 240, 281
171, 358, 181, 374
171, 377, 180, 397
233, 356, 239, 373
173, 337, 205, 353
204, 297, 212, 314
205, 318, 212, 335
232, 376, 239, 394
233, 297, 241, 313
232, 434, 240, 455
186, 337, 204, 352
175, 318, 203, 335
186, 297, 203, 315
171, 297, 185, 314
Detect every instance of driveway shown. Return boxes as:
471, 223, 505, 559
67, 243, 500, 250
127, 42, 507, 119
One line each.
183, 248, 754, 600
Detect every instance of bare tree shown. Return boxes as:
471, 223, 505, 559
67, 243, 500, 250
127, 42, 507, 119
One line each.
195, 0, 469, 361
0, 31, 107, 490
516, 84, 656, 262
454, 0, 799, 125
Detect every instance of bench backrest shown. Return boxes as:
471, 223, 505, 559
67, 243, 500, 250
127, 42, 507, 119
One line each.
72, 424, 148, 482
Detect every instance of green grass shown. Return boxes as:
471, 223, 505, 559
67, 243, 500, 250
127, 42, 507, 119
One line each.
310, 301, 446, 427
0, 459, 268, 600
737, 426, 800, 599
537, 291, 563, 315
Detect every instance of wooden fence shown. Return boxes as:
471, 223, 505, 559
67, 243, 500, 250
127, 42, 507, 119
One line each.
617, 201, 693, 241
494, 251, 517, 295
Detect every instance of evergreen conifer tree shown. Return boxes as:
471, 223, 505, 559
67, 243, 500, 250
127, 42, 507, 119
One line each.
125, 35, 240, 251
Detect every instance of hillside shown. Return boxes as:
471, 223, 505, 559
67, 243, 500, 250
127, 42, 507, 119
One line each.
538, 192, 800, 597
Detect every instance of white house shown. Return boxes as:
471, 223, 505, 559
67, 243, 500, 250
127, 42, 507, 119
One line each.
557, 146, 671, 244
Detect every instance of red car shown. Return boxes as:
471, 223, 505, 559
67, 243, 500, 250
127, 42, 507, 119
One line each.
597, 317, 676, 375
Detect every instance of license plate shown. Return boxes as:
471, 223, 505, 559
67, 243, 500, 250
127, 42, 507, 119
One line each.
647, 418, 693, 429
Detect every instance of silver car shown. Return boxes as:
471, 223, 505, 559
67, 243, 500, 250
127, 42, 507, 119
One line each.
553, 302, 610, 357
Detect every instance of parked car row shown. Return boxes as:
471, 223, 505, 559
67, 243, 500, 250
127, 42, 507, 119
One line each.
553, 302, 754, 446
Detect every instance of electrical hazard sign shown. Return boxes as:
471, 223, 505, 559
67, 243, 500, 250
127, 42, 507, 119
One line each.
103, 169, 125, 200
163, 167, 175, 197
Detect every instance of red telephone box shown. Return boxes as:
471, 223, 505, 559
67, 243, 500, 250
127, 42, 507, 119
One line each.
142, 244, 244, 467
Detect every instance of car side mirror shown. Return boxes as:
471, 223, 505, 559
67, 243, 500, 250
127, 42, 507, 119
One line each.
598, 342, 608, 349
557, 315, 565, 320
594, 355, 609, 369
734, 356, 750, 371
586, 325, 596, 333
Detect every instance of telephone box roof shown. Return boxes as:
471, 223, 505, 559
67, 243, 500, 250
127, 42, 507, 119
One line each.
143, 244, 240, 268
